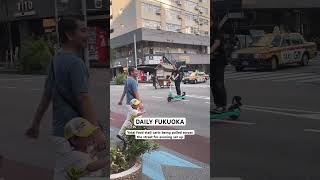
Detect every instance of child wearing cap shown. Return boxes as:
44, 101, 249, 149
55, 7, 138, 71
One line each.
54, 117, 107, 180
118, 98, 145, 139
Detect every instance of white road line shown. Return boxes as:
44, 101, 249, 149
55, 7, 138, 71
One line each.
299, 77, 320, 83
6, 86, 16, 89
243, 107, 304, 117
31, 88, 41, 91
304, 129, 320, 133
205, 102, 210, 104
152, 96, 163, 99
0, 77, 45, 81
213, 119, 256, 125
232, 72, 276, 80
243, 107, 320, 120
225, 72, 256, 79
244, 105, 320, 114
274, 74, 320, 82
212, 178, 242, 180
235, 72, 292, 80
261, 73, 312, 81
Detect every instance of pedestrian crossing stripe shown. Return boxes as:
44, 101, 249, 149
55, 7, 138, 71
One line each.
225, 70, 320, 83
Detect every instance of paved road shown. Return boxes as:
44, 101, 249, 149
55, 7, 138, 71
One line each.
110, 81, 210, 179
0, 69, 108, 179
212, 57, 320, 179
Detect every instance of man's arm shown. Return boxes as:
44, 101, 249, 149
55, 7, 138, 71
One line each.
118, 85, 126, 105
33, 94, 51, 126
26, 75, 52, 138
133, 91, 140, 101
77, 93, 98, 126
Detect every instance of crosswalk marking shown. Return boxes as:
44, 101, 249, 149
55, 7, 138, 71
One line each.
300, 77, 320, 83
274, 74, 320, 82
225, 70, 320, 84
186, 95, 210, 100
225, 72, 257, 79
235, 72, 291, 80
261, 73, 310, 80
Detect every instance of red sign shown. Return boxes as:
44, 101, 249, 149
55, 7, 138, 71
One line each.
96, 27, 107, 63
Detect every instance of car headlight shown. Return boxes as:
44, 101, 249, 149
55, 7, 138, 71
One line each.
231, 53, 238, 59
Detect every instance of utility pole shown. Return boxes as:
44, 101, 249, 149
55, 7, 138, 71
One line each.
54, 0, 60, 52
133, 33, 137, 68
82, 0, 89, 70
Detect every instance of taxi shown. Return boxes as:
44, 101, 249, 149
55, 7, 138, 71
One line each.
230, 32, 317, 71
183, 72, 206, 84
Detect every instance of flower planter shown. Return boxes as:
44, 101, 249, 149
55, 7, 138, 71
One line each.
110, 160, 142, 180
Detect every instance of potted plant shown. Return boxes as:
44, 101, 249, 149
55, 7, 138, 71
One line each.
110, 117, 159, 180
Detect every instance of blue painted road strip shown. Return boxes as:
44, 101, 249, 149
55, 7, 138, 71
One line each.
142, 151, 202, 180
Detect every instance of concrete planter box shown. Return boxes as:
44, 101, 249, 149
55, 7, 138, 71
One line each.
110, 160, 142, 180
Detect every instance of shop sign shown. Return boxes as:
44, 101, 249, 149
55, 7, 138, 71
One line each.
145, 55, 163, 65
15, 0, 36, 17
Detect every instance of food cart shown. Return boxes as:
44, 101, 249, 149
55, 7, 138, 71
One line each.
154, 63, 174, 89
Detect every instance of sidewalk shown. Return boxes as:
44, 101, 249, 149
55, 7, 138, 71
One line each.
0, 66, 18, 74
0, 157, 53, 180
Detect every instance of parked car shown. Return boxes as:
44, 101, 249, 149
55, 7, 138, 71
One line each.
198, 72, 209, 80
230, 33, 317, 71
183, 72, 206, 84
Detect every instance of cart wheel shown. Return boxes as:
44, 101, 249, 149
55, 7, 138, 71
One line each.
167, 97, 172, 102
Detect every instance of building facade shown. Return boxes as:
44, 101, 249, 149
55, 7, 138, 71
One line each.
110, 0, 210, 75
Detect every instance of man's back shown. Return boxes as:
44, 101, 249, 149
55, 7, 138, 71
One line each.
46, 51, 89, 137
124, 77, 138, 105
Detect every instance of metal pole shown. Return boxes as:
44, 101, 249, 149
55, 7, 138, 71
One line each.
8, 22, 13, 67
82, 0, 89, 70
54, 0, 60, 52
134, 33, 137, 68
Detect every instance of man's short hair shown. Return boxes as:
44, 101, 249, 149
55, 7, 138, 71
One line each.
58, 16, 83, 44
128, 67, 135, 75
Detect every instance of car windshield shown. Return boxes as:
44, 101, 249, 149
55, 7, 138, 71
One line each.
250, 34, 277, 47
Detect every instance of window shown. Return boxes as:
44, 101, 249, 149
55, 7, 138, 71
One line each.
166, 9, 181, 21
281, 36, 291, 47
185, 13, 194, 21
199, 18, 209, 25
166, 23, 181, 32
198, 7, 208, 15
185, 0, 197, 11
289, 34, 304, 45
142, 3, 161, 15
142, 19, 161, 29
271, 36, 282, 47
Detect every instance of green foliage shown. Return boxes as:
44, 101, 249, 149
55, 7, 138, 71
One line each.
115, 73, 126, 85
110, 115, 160, 174
65, 166, 86, 180
19, 37, 52, 74
110, 147, 129, 174
110, 48, 116, 66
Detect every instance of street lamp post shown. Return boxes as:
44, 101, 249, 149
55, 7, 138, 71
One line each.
134, 33, 137, 68
81, 0, 89, 70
